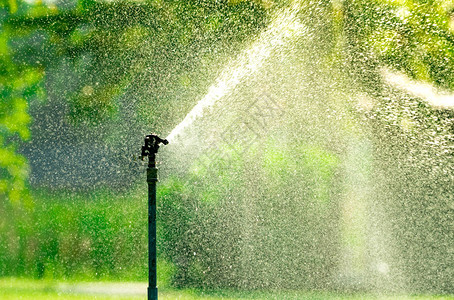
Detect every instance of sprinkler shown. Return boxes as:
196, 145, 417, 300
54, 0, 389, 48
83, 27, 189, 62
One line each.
141, 134, 168, 300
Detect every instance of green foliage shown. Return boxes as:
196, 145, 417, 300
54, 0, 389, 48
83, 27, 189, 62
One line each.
0, 0, 48, 215
5, 0, 269, 126
0, 0, 273, 286
0, 3, 48, 283
0, 0, 270, 209
0, 189, 151, 281
342, 0, 454, 90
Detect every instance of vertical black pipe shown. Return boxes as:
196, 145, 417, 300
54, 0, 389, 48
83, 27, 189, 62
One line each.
141, 134, 167, 300
147, 157, 158, 300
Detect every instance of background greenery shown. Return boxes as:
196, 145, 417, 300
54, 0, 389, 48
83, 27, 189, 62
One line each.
1, 0, 454, 295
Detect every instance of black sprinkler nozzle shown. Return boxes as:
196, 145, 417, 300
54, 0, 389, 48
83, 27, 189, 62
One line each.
141, 134, 169, 160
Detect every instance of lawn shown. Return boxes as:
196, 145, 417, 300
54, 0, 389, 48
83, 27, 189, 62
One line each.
1, 278, 454, 300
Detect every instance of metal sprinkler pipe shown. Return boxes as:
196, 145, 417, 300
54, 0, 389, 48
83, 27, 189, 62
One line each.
141, 134, 168, 300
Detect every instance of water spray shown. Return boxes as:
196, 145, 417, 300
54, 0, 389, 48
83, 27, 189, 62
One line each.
140, 134, 168, 300
165, 2, 305, 143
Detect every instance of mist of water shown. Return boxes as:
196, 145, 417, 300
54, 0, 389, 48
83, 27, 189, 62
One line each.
15, 0, 454, 296
159, 1, 454, 295
166, 3, 306, 143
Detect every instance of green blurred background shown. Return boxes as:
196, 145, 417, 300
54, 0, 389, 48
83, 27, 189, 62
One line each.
1, 0, 454, 297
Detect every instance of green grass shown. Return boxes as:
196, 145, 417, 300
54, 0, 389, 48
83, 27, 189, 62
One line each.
1, 278, 454, 300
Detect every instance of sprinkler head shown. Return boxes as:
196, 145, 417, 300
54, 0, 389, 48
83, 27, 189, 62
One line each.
140, 134, 169, 160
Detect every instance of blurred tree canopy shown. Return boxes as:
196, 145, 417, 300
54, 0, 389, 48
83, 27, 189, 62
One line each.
1, 0, 453, 203
0, 0, 269, 203
0, 0, 270, 278
342, 0, 454, 91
